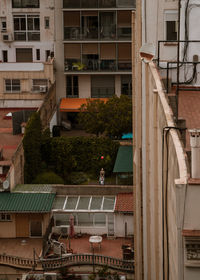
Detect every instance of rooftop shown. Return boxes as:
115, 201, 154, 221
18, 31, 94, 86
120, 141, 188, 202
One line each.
115, 193, 133, 212
0, 193, 55, 212
179, 90, 200, 150
0, 235, 133, 260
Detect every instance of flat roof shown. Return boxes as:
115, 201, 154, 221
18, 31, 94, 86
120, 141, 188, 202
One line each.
60, 98, 108, 112
0, 63, 44, 71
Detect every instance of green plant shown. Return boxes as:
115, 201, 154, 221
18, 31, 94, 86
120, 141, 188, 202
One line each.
32, 171, 64, 184
23, 112, 42, 183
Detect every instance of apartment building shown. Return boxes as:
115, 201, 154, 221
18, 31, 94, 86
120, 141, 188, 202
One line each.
0, 0, 55, 108
134, 0, 200, 279
55, 0, 135, 123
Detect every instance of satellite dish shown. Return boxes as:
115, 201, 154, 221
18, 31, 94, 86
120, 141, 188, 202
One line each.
3, 180, 9, 190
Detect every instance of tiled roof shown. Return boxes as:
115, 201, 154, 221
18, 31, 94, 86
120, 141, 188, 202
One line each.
0, 192, 55, 212
179, 90, 200, 150
113, 146, 133, 173
115, 193, 133, 212
182, 230, 200, 237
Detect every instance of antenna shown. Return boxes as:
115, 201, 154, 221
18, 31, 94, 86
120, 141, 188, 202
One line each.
3, 180, 9, 190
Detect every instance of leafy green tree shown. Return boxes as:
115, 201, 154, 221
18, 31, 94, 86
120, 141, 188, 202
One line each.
104, 95, 132, 139
78, 99, 106, 136
23, 112, 42, 183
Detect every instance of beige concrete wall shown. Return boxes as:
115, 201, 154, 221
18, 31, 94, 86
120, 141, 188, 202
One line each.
79, 75, 91, 98
0, 214, 16, 238
0, 62, 54, 100
115, 214, 134, 237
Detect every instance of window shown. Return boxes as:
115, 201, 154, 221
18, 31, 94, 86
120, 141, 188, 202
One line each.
121, 75, 132, 96
36, 49, 40, 60
32, 79, 48, 92
66, 76, 79, 97
14, 15, 40, 41
5, 79, 20, 93
2, 50, 8, 62
1, 17, 7, 32
46, 50, 51, 61
164, 10, 178, 41
91, 75, 115, 98
0, 213, 11, 221
44, 17, 50, 29
12, 0, 39, 8
16, 48, 33, 62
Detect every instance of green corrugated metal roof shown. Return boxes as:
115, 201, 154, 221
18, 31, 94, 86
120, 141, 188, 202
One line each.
0, 193, 56, 212
113, 145, 133, 173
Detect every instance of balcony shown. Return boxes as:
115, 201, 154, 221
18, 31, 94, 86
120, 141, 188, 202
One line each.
63, 0, 135, 8
64, 59, 131, 72
14, 31, 40, 41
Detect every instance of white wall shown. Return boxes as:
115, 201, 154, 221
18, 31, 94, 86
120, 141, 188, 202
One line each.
115, 213, 134, 237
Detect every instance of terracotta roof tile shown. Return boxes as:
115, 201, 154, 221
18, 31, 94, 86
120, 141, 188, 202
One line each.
115, 193, 133, 212
179, 90, 200, 150
182, 230, 200, 237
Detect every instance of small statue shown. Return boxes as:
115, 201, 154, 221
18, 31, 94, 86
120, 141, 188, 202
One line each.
99, 168, 105, 185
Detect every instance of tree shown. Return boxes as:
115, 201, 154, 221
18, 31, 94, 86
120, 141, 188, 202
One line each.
104, 95, 132, 139
78, 96, 132, 139
78, 99, 106, 136
23, 112, 42, 183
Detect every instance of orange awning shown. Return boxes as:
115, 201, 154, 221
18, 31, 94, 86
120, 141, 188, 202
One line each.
60, 98, 108, 112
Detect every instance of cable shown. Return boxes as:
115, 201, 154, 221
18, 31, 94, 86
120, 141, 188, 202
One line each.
162, 126, 187, 280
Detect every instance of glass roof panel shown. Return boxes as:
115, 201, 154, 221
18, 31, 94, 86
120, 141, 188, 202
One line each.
90, 197, 103, 210
65, 196, 78, 209
77, 197, 90, 210
103, 196, 115, 210
52, 196, 66, 209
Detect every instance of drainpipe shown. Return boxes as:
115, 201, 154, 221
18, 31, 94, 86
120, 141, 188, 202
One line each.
189, 129, 200, 178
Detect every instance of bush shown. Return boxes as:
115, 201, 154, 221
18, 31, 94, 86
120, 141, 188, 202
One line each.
68, 172, 89, 185
32, 172, 64, 184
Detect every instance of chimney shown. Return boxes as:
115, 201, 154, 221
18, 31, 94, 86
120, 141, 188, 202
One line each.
189, 129, 200, 178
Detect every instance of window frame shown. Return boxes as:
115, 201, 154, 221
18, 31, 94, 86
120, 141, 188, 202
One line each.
12, 0, 40, 8
13, 14, 40, 41
0, 213, 11, 222
164, 10, 178, 41
5, 79, 21, 93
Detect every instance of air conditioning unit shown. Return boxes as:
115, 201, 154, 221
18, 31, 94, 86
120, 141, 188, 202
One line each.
39, 86, 47, 93
1, 27, 7, 32
3, 33, 13, 42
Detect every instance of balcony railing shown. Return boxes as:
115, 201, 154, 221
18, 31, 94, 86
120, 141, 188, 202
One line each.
63, 0, 135, 8
91, 87, 115, 98
0, 253, 134, 273
14, 31, 40, 41
64, 59, 131, 72
63, 26, 131, 41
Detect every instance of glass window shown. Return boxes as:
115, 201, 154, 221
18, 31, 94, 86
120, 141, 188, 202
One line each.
77, 197, 90, 210
77, 213, 93, 226
103, 196, 115, 210
164, 10, 178, 41
94, 213, 106, 226
0, 213, 11, 221
5, 79, 20, 93
65, 196, 78, 209
90, 197, 103, 210
45, 17, 50, 29
13, 15, 40, 41
12, 0, 40, 8
52, 196, 66, 209
54, 213, 68, 226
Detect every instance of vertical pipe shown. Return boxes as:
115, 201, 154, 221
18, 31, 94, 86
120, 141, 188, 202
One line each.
176, 0, 181, 121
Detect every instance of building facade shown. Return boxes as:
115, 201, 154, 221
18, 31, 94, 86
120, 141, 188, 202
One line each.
134, 0, 200, 279
54, 0, 135, 123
